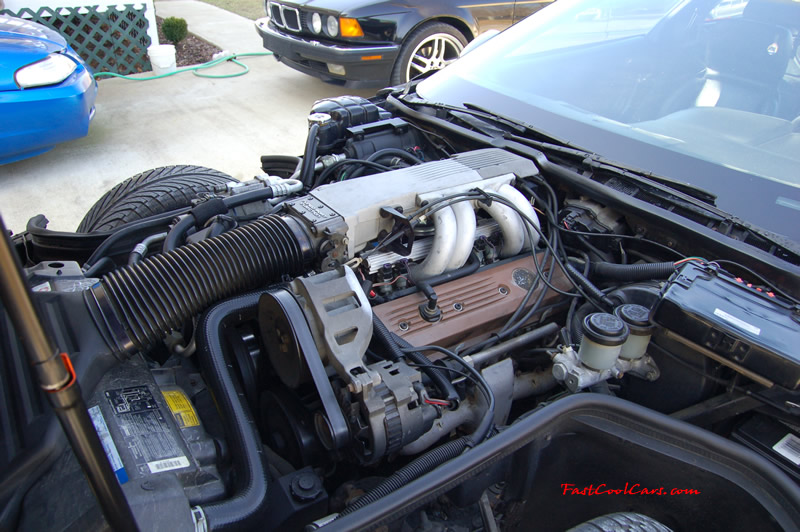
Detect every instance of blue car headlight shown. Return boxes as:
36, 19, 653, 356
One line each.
15, 53, 77, 89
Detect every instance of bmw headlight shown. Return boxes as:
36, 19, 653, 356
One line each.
310, 12, 322, 34
15, 53, 77, 88
326, 15, 339, 37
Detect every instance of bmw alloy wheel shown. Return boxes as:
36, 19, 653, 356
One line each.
405, 33, 464, 81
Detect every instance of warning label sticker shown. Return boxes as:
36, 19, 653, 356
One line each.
105, 386, 190, 476
162, 389, 200, 428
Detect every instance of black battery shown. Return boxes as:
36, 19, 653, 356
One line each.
652, 262, 800, 389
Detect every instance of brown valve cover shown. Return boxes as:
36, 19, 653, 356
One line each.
372, 253, 570, 350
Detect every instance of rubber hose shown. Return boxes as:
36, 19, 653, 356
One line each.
570, 301, 595, 345
163, 187, 278, 252
393, 337, 460, 404
366, 148, 423, 165
83, 256, 114, 277
82, 209, 189, 267
565, 263, 614, 309
128, 232, 167, 265
372, 315, 459, 403
300, 124, 320, 187
163, 215, 196, 252
94, 215, 312, 352
393, 253, 480, 300
196, 292, 270, 531
591, 261, 676, 281
260, 155, 302, 178
348, 149, 421, 180
338, 436, 469, 518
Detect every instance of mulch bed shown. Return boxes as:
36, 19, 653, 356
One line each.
156, 16, 222, 67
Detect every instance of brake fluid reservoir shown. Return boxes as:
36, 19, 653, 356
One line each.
614, 304, 654, 360
578, 313, 629, 370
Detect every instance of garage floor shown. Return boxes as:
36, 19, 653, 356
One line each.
0, 1, 373, 235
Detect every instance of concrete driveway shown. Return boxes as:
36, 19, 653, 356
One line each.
0, 1, 373, 235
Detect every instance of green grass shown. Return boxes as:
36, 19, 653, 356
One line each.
197, 0, 265, 20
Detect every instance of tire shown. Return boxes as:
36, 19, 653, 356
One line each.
77, 165, 235, 233
390, 22, 468, 85
567, 512, 673, 532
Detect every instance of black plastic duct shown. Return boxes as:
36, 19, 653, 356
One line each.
195, 291, 271, 531
87, 215, 313, 353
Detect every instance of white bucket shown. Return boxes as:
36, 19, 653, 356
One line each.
148, 44, 177, 75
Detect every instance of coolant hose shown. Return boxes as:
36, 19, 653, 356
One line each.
591, 261, 676, 281
87, 215, 313, 353
195, 292, 270, 530
372, 315, 459, 403
337, 436, 470, 518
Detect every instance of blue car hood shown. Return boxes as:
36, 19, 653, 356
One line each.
0, 15, 67, 91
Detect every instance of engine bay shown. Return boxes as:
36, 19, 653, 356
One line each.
3, 95, 800, 531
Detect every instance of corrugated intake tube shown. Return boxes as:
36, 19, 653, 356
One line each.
88, 215, 313, 353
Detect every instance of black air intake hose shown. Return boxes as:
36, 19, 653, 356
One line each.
196, 291, 270, 531
87, 215, 313, 353
591, 261, 676, 282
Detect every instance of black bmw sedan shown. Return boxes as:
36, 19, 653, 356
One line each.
255, 0, 554, 87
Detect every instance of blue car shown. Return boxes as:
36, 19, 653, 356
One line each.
0, 15, 97, 164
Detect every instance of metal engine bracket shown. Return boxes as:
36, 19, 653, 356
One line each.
290, 267, 376, 394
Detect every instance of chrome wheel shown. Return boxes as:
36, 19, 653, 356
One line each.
405, 33, 464, 81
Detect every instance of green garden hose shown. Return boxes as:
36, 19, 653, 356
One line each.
93, 52, 273, 81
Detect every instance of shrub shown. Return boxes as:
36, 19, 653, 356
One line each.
163, 17, 188, 45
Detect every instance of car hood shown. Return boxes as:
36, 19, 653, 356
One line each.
0, 15, 67, 91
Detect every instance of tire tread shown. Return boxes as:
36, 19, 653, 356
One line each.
77, 165, 234, 233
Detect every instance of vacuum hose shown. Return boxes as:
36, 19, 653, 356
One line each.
87, 215, 314, 353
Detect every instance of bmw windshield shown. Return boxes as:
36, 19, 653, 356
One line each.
417, 0, 800, 241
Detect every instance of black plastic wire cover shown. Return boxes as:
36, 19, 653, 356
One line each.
565, 263, 615, 309
99, 215, 310, 351
591, 261, 676, 281
337, 436, 469, 518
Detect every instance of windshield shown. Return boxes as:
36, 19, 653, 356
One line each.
418, 0, 800, 241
